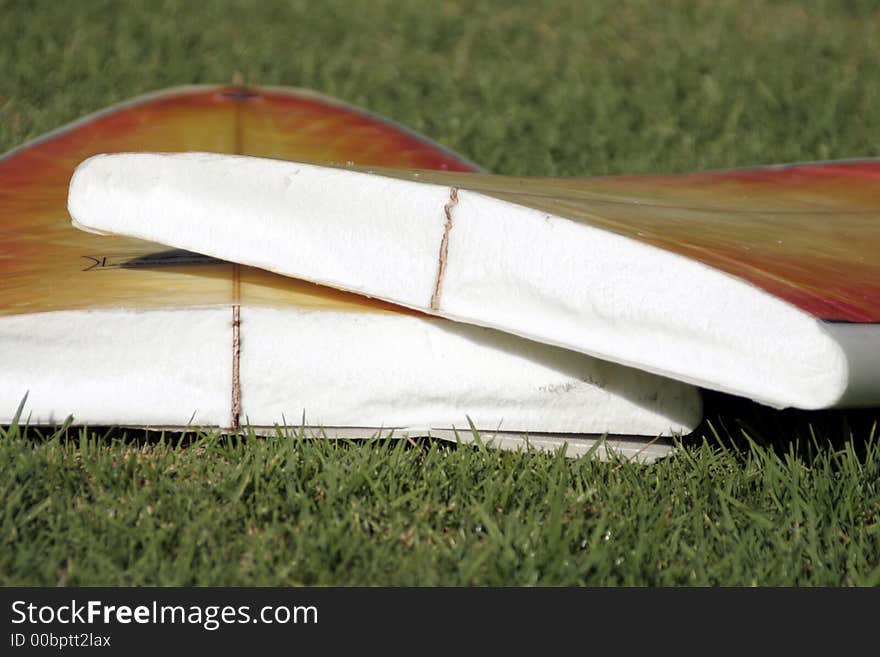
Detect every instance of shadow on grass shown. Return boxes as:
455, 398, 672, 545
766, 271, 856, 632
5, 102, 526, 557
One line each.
688, 389, 879, 462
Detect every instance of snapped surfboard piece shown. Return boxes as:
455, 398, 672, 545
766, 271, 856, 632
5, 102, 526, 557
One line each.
69, 150, 880, 411
1, 85, 702, 461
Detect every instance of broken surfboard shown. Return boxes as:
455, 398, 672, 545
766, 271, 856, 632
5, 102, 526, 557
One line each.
70, 150, 880, 411
0, 85, 702, 461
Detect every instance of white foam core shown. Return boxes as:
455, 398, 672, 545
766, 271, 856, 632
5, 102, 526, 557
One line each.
0, 307, 701, 438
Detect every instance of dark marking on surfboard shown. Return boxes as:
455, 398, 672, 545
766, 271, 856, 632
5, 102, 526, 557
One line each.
81, 250, 221, 271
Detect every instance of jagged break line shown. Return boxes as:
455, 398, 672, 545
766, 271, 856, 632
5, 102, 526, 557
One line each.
431, 187, 459, 311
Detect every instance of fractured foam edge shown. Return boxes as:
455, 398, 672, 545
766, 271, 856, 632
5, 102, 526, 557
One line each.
67, 152, 880, 409
231, 427, 675, 463
127, 426, 674, 463
0, 307, 701, 443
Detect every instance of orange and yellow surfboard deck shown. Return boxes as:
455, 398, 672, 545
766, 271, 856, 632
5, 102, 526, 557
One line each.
0, 85, 477, 317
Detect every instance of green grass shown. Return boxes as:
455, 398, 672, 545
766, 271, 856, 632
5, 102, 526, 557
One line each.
2, 400, 879, 586
2, 0, 880, 585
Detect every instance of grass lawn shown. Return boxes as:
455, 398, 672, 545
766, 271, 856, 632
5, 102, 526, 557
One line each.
2, 0, 879, 585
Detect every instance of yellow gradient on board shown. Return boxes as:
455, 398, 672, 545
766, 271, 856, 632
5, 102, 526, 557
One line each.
0, 85, 476, 317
